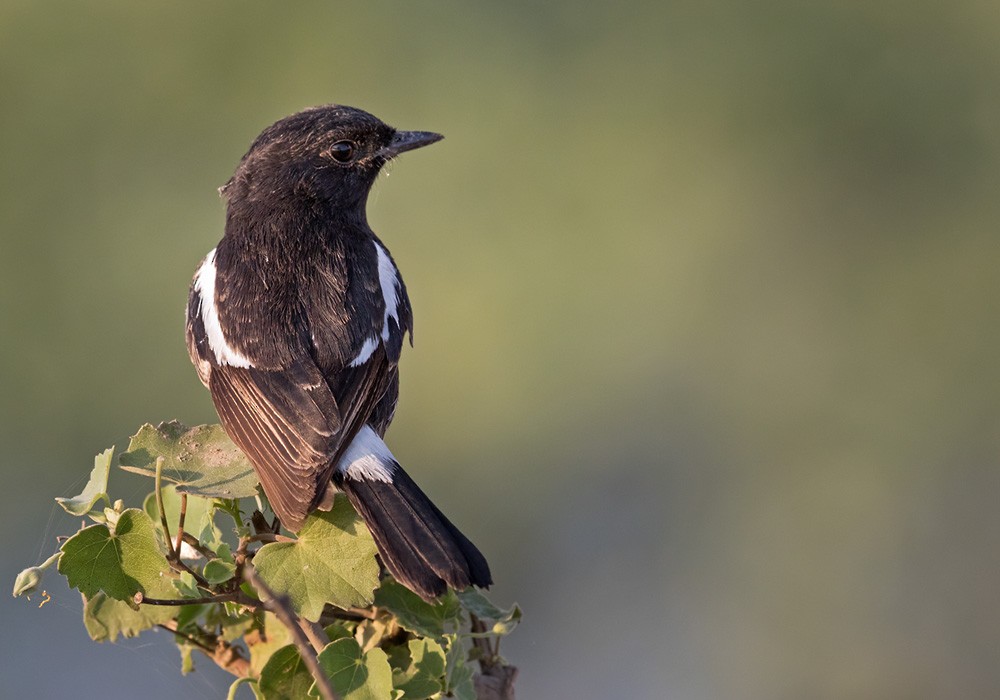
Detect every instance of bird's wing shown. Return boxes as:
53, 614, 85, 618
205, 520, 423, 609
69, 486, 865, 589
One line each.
208, 360, 341, 530
206, 346, 399, 531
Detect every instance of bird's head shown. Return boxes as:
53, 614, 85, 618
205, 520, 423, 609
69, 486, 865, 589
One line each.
221, 105, 442, 212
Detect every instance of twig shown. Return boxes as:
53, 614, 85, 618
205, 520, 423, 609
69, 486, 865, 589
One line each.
154, 457, 174, 558
173, 493, 188, 556
181, 533, 218, 560
159, 620, 250, 678
319, 607, 375, 625
135, 591, 247, 607
156, 623, 215, 653
169, 557, 211, 589
243, 564, 339, 700
324, 605, 378, 622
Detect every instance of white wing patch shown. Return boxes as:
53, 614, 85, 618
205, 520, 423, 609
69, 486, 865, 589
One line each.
337, 425, 397, 483
348, 336, 380, 367
193, 249, 253, 368
348, 241, 401, 367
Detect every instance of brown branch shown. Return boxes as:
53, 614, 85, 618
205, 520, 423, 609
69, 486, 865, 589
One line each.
181, 533, 218, 560
474, 665, 519, 700
318, 607, 376, 625
243, 564, 339, 700
134, 591, 247, 607
159, 620, 250, 678
245, 532, 296, 544
470, 613, 498, 667
156, 623, 215, 653
302, 620, 331, 654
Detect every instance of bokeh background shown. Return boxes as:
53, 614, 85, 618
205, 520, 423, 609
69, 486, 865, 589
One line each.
2, 1, 999, 698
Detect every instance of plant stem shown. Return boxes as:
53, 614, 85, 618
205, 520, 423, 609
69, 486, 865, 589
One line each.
243, 564, 339, 700
173, 493, 187, 556
134, 591, 246, 606
154, 457, 174, 558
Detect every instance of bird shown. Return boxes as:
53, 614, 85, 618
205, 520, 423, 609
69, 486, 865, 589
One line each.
185, 105, 492, 600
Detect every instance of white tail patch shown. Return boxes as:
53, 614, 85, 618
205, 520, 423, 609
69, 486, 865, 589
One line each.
337, 425, 397, 483
193, 249, 253, 368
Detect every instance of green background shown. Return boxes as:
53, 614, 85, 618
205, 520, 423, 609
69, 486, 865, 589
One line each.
3, 1, 999, 697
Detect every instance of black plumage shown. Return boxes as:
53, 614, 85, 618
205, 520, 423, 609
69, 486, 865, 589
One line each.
185, 105, 491, 600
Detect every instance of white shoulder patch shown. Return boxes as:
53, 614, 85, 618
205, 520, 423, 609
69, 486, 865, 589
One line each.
193, 249, 253, 368
375, 241, 401, 341
348, 241, 402, 366
337, 425, 397, 483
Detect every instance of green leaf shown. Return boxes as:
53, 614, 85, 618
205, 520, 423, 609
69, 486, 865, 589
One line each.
456, 588, 522, 636
203, 558, 237, 584
172, 571, 201, 598
310, 638, 393, 700
443, 634, 476, 700
55, 447, 113, 516
219, 612, 256, 643
174, 600, 210, 631
390, 639, 446, 700
179, 643, 195, 675
82, 591, 178, 642
257, 645, 314, 700
249, 612, 293, 675
373, 578, 461, 638
58, 508, 177, 602
253, 497, 380, 621
324, 623, 354, 642
119, 421, 259, 498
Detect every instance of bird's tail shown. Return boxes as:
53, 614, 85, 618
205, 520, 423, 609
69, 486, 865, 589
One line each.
337, 464, 493, 601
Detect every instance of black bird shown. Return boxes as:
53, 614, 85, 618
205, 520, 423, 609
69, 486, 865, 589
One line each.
185, 105, 491, 600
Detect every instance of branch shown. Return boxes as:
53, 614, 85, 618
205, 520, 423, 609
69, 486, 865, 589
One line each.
181, 532, 218, 560
134, 591, 247, 607
245, 532, 296, 544
243, 564, 340, 700
159, 620, 250, 678
156, 623, 214, 653
470, 613, 499, 665
301, 619, 331, 654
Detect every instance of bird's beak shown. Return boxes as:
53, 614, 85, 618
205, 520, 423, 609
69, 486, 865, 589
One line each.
379, 130, 443, 158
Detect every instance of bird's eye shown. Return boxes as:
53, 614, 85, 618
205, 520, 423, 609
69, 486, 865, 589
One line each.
328, 140, 356, 163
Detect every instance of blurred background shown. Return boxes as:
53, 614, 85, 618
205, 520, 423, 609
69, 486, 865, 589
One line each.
2, 1, 999, 698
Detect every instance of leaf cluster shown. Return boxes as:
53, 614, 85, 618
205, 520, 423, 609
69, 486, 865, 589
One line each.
15, 422, 518, 700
